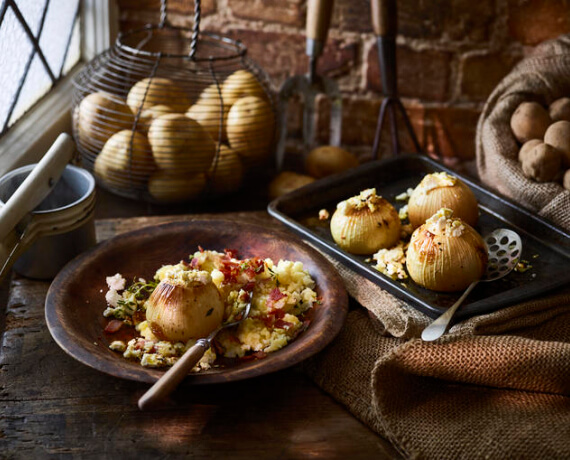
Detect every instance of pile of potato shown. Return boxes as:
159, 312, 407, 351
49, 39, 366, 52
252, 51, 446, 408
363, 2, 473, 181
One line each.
510, 97, 570, 189
76, 70, 275, 202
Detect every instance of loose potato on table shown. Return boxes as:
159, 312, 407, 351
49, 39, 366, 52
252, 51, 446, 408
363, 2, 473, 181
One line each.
305, 146, 359, 178
510, 101, 551, 143
268, 171, 315, 200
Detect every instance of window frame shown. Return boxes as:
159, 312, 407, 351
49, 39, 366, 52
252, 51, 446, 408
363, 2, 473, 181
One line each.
0, 0, 118, 176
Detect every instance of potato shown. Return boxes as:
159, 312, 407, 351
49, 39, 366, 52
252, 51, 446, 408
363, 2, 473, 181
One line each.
138, 104, 174, 132
226, 96, 275, 163
221, 70, 267, 108
563, 169, 570, 190
510, 101, 551, 143
544, 120, 570, 167
549, 97, 570, 122
127, 77, 191, 114
207, 145, 244, 194
148, 113, 216, 174
77, 92, 134, 148
148, 171, 206, 202
268, 171, 315, 200
518, 139, 542, 162
94, 130, 155, 189
306, 146, 359, 178
520, 142, 562, 182
186, 96, 227, 142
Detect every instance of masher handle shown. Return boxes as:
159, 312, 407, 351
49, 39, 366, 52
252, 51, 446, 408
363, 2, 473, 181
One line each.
0, 133, 74, 243
138, 339, 210, 410
371, 0, 397, 38
306, 0, 334, 56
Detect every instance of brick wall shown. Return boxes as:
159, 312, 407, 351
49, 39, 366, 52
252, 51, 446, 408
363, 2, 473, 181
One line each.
116, 0, 570, 169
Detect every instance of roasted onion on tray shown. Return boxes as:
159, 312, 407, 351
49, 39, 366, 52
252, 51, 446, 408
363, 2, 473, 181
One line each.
406, 208, 488, 292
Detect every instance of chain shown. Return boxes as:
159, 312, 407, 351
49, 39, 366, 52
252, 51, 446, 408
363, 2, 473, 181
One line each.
189, 0, 201, 59
159, 0, 167, 28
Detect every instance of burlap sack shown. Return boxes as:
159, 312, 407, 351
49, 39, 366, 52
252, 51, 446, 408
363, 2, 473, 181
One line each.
476, 34, 570, 232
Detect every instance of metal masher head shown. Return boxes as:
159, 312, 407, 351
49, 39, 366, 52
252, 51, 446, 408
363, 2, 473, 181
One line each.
483, 229, 522, 282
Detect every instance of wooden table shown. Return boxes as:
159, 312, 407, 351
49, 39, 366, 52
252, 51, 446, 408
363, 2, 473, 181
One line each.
0, 209, 400, 458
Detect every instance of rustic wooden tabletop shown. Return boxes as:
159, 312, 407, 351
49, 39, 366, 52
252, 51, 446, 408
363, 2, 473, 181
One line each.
0, 192, 401, 458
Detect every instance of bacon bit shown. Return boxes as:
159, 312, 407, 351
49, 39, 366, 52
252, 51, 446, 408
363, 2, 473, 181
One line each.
242, 281, 256, 296
274, 319, 293, 329
224, 248, 239, 259
190, 257, 200, 269
104, 319, 124, 333
181, 259, 191, 268
269, 287, 287, 302
134, 339, 147, 350
243, 257, 265, 279
198, 246, 204, 253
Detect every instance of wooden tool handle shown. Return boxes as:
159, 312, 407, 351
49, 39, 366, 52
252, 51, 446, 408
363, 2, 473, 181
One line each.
306, 0, 334, 43
138, 340, 209, 410
0, 133, 74, 243
371, 0, 397, 37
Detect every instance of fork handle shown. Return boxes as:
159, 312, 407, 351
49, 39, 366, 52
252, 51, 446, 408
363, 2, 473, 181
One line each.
421, 281, 479, 342
138, 339, 210, 410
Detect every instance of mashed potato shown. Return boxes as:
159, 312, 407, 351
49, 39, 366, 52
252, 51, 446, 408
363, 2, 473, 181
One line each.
103, 249, 317, 371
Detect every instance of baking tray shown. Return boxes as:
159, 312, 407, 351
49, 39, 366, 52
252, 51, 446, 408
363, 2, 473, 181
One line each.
268, 154, 570, 320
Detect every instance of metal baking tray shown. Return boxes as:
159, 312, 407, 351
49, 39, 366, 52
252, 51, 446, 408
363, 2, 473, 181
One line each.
268, 154, 570, 320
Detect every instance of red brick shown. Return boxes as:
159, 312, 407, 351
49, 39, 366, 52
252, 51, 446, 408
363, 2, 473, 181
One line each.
117, 0, 216, 31
169, 0, 216, 15
367, 44, 451, 102
331, 0, 443, 38
218, 29, 358, 85
443, 0, 495, 42
508, 0, 570, 45
228, 0, 304, 26
459, 51, 522, 101
315, 97, 480, 161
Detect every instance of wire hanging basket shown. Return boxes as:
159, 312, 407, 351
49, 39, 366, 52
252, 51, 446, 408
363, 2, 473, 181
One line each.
71, 0, 276, 203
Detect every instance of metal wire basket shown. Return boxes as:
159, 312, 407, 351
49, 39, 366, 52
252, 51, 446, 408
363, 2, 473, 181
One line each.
71, 0, 276, 203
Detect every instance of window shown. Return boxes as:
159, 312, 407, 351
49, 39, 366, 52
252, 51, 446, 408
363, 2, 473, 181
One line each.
0, 0, 117, 176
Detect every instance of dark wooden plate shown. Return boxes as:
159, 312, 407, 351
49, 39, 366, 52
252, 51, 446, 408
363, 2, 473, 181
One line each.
45, 219, 348, 385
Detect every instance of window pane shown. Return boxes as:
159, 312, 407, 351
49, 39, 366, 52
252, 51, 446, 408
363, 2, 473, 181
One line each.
8, 55, 51, 126
39, 0, 80, 77
0, 0, 81, 134
0, 7, 33, 129
62, 15, 80, 75
14, 0, 48, 36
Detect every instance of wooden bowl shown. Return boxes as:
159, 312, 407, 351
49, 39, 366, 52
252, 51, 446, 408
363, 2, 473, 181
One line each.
45, 219, 348, 385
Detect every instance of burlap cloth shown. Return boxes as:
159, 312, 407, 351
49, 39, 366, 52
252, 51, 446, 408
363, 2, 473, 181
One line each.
301, 36, 570, 459
476, 34, 570, 232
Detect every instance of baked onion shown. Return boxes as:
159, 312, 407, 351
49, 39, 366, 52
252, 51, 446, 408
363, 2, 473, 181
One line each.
408, 172, 479, 229
406, 208, 487, 292
145, 270, 224, 342
330, 188, 401, 255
